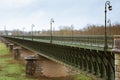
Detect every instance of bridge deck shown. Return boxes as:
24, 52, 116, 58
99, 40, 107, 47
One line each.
13, 36, 113, 51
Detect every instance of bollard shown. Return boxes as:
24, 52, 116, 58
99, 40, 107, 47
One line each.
112, 35, 120, 80
13, 47, 21, 59
25, 55, 38, 76
8, 43, 14, 52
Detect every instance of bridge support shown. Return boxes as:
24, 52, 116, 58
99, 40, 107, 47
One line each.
8, 43, 14, 52
25, 54, 70, 77
5, 42, 10, 47
13, 47, 21, 59
112, 35, 120, 80
25, 55, 38, 76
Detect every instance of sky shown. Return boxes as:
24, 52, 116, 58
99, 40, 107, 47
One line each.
0, 0, 119, 31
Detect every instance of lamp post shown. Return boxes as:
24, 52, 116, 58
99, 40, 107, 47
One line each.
50, 18, 54, 43
17, 29, 19, 37
104, 1, 112, 51
23, 27, 25, 39
4, 26, 7, 36
107, 19, 111, 35
71, 24, 74, 43
107, 19, 111, 27
31, 24, 35, 41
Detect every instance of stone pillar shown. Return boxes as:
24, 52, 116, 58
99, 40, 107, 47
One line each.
5, 42, 10, 47
34, 56, 44, 77
8, 43, 14, 52
13, 47, 21, 59
112, 35, 120, 80
25, 55, 38, 76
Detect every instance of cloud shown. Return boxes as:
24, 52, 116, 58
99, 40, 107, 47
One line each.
0, 0, 37, 10
0, 0, 119, 31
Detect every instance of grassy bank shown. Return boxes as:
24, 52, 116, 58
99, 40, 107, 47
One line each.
74, 73, 95, 80
0, 42, 37, 80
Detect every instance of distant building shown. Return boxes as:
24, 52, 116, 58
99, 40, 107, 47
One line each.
0, 30, 12, 36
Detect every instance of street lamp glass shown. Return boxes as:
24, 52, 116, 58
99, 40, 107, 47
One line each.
51, 18, 54, 23
108, 5, 112, 11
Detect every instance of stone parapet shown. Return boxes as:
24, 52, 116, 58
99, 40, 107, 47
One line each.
112, 35, 120, 80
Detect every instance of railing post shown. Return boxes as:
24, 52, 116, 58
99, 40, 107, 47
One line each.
112, 35, 120, 80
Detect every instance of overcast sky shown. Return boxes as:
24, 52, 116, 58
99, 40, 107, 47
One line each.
0, 0, 119, 31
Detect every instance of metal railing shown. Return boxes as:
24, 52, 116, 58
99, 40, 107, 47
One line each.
7, 35, 114, 50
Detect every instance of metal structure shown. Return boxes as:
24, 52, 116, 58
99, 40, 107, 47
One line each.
31, 24, 35, 41
2, 36, 115, 80
71, 25, 74, 43
104, 1, 112, 52
4, 26, 8, 36
50, 18, 54, 44
107, 19, 111, 27
23, 27, 25, 39
11, 35, 114, 50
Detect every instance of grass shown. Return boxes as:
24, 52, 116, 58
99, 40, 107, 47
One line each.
0, 42, 37, 80
73, 73, 95, 80
0, 43, 9, 55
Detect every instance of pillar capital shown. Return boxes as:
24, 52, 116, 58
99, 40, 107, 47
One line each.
25, 55, 38, 61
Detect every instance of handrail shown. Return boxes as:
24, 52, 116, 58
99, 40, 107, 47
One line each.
3, 35, 114, 50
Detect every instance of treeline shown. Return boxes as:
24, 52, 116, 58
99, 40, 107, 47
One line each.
1, 24, 120, 36
39, 24, 120, 36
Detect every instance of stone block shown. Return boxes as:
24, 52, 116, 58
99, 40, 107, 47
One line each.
114, 39, 120, 49
115, 60, 120, 66
115, 54, 120, 60
115, 78, 120, 80
115, 65, 117, 71
116, 65, 120, 72
115, 72, 120, 78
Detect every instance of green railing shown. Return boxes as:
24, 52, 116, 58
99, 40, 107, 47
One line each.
10, 35, 114, 51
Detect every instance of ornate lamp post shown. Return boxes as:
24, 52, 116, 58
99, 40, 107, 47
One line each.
104, 1, 112, 51
23, 27, 25, 39
107, 19, 111, 35
17, 29, 19, 37
31, 24, 35, 41
107, 19, 111, 27
50, 18, 54, 43
4, 26, 8, 36
71, 24, 74, 43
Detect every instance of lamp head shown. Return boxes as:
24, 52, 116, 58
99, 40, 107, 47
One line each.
108, 5, 112, 11
51, 18, 54, 23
